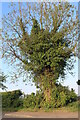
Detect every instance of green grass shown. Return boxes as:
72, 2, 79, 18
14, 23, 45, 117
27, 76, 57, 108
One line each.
43, 101, 80, 112
18, 107, 39, 112
66, 101, 80, 112
2, 107, 23, 112
64, 101, 80, 112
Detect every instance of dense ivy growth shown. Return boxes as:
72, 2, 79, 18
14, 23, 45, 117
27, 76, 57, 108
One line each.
2, 3, 78, 104
23, 84, 77, 109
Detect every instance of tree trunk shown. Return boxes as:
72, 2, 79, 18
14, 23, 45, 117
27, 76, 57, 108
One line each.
44, 88, 51, 102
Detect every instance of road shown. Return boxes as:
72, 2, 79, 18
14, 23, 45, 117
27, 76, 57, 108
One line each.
3, 111, 78, 118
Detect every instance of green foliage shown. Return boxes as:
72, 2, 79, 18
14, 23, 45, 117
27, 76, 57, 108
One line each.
2, 90, 23, 109
20, 18, 73, 79
23, 93, 36, 109
23, 84, 77, 109
2, 86, 77, 111
2, 2, 78, 107
2, 2, 77, 90
18, 10, 77, 93
40, 84, 77, 109
23, 92, 43, 109
66, 101, 79, 112
0, 72, 7, 90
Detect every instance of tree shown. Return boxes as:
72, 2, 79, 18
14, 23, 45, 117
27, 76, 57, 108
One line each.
2, 90, 23, 109
0, 72, 7, 90
2, 2, 78, 102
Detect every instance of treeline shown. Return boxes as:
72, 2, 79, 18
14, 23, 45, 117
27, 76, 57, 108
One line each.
2, 90, 23, 111
1, 84, 77, 111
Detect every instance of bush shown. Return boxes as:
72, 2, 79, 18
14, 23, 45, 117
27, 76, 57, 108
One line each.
41, 84, 77, 109
23, 84, 77, 110
2, 90, 23, 109
23, 92, 43, 109
1, 84, 77, 111
23, 93, 36, 108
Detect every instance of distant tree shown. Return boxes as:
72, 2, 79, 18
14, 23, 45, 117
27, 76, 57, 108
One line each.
0, 72, 7, 90
2, 2, 78, 102
2, 90, 23, 108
